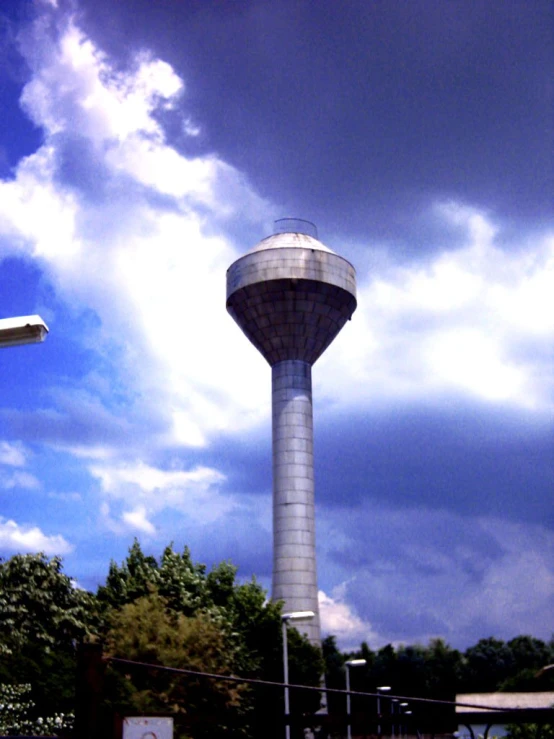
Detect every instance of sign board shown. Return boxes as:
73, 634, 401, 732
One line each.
122, 716, 173, 739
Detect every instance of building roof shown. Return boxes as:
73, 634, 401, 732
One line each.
456, 693, 554, 712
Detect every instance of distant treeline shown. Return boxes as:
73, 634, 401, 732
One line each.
324, 632, 554, 719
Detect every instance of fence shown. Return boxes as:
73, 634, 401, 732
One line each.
71, 645, 554, 739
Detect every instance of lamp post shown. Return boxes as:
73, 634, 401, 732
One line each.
400, 703, 409, 739
282, 611, 315, 739
403, 711, 412, 739
377, 686, 391, 739
345, 659, 366, 739
0, 315, 48, 348
391, 698, 399, 739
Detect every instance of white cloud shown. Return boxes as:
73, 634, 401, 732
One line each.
122, 506, 156, 536
183, 117, 201, 137
90, 460, 224, 497
0, 517, 72, 555
48, 491, 82, 501
0, 443, 40, 490
319, 206, 554, 412
21, 23, 183, 143
0, 471, 41, 490
425, 328, 525, 402
0, 441, 27, 467
90, 460, 232, 534
319, 584, 380, 648
0, 12, 272, 456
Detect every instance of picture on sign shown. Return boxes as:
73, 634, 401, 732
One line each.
122, 716, 173, 739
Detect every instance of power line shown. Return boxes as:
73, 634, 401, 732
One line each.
106, 657, 527, 713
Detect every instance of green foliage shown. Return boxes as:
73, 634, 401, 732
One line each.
500, 637, 554, 691
104, 592, 247, 738
97, 541, 210, 616
0, 683, 74, 736
98, 541, 323, 738
505, 723, 554, 739
322, 635, 347, 715
0, 553, 93, 653
0, 553, 95, 719
455, 635, 554, 694
459, 637, 515, 693
287, 627, 325, 713
322, 638, 462, 731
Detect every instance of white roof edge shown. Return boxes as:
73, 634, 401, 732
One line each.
456, 692, 554, 712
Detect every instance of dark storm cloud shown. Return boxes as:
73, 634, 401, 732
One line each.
313, 403, 553, 527
325, 507, 505, 578
316, 498, 554, 646
1, 404, 131, 447
207, 427, 272, 495
78, 0, 553, 247
0, 1, 44, 174
207, 395, 553, 532
54, 137, 115, 202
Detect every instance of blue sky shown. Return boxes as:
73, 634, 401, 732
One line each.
0, 0, 552, 650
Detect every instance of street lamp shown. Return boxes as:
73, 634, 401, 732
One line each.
403, 711, 412, 739
400, 703, 410, 739
377, 686, 391, 739
391, 698, 399, 739
345, 659, 366, 739
282, 611, 315, 739
0, 315, 48, 348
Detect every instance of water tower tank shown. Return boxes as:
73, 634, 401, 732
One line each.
227, 218, 356, 644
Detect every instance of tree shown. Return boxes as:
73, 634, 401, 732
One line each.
508, 636, 551, 672
505, 724, 554, 739
372, 643, 397, 688
97, 541, 212, 617
97, 541, 324, 738
322, 635, 347, 716
0, 683, 73, 736
0, 553, 94, 652
500, 637, 554, 691
0, 553, 95, 718
424, 638, 462, 700
459, 637, 515, 693
104, 592, 248, 739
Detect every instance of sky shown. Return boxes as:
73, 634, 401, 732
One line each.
0, 0, 552, 652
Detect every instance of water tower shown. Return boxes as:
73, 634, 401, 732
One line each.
226, 218, 357, 644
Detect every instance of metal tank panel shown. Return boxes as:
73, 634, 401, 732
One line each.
227, 243, 355, 294
272, 359, 320, 644
226, 245, 356, 366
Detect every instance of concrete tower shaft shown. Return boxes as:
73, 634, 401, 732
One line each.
272, 359, 319, 641
226, 222, 356, 645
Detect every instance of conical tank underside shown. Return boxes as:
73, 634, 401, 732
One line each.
226, 232, 357, 366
